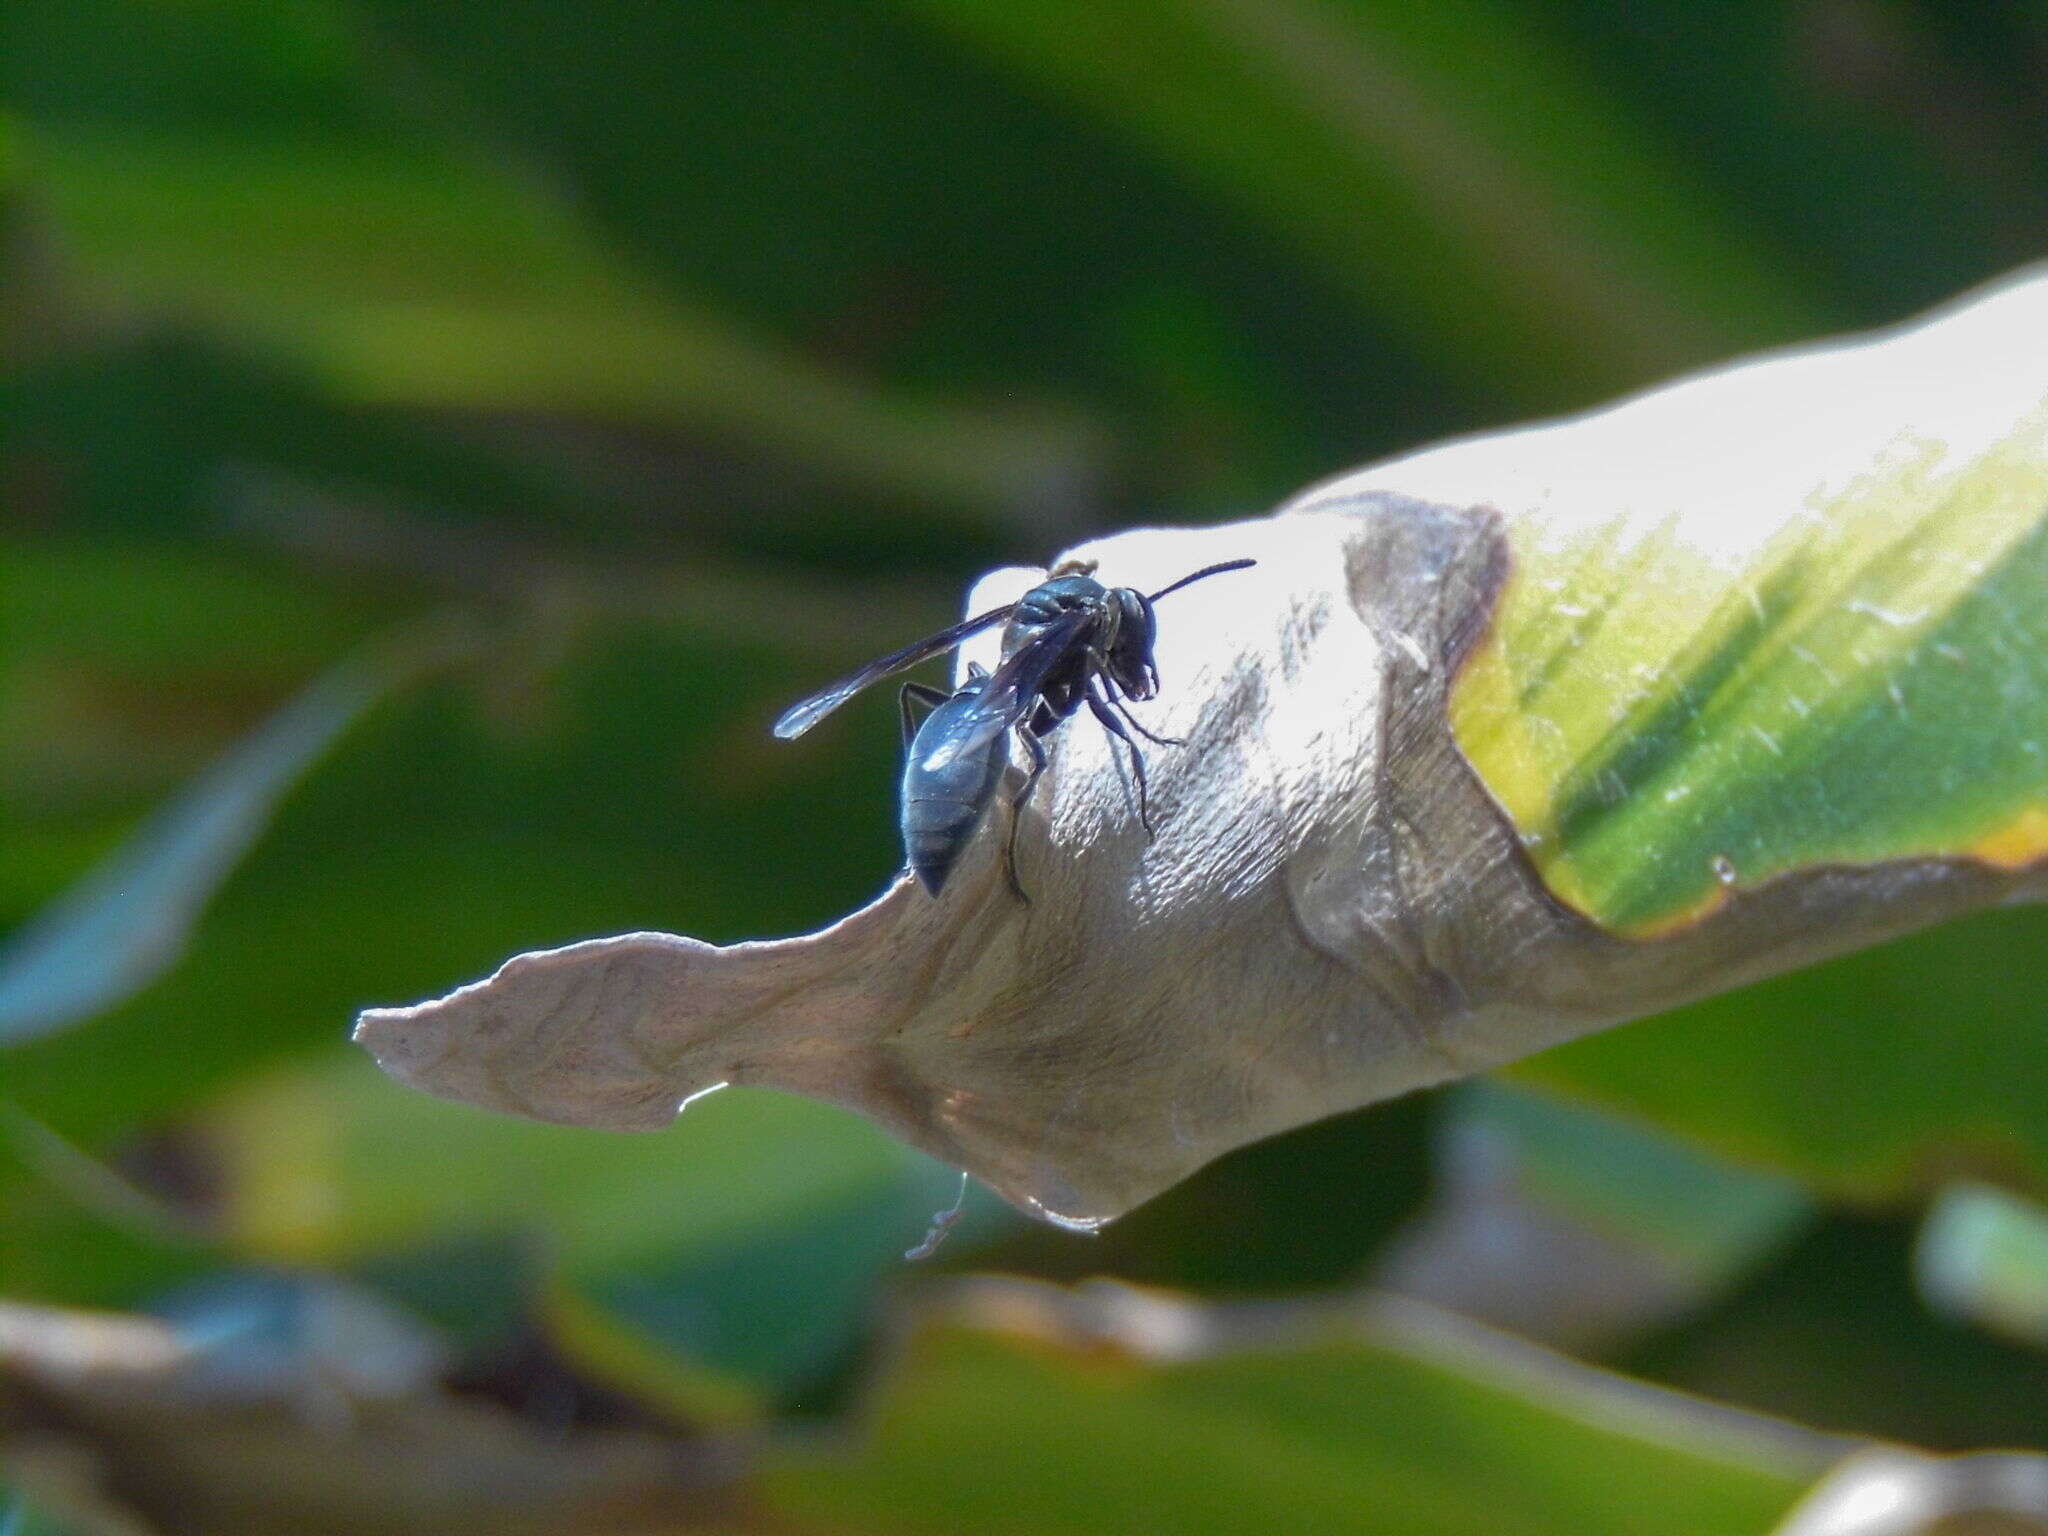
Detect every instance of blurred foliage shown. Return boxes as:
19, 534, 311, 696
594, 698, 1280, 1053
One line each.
1915, 1183, 2048, 1349
763, 1296, 1821, 1536
1516, 906, 2048, 1201
5, 0, 2048, 1530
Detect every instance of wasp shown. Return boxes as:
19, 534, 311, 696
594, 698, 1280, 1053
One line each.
774, 557, 1255, 895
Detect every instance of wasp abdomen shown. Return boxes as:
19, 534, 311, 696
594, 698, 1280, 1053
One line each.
903, 792, 993, 893
901, 684, 1011, 894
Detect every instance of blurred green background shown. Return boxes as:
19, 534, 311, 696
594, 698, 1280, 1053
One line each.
5, 2, 2048, 1531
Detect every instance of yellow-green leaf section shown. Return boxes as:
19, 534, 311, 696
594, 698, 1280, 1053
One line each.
1452, 412, 2048, 935
768, 1310, 1812, 1535
21, 129, 1077, 511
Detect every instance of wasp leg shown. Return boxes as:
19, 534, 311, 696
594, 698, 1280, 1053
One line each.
1099, 674, 1184, 747
1115, 698, 1183, 748
897, 682, 953, 748
1086, 682, 1154, 834
1003, 724, 1048, 903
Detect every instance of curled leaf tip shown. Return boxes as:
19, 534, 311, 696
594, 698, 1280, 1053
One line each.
357, 502, 1541, 1222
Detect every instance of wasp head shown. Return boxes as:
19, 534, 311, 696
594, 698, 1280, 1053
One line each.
1104, 587, 1159, 700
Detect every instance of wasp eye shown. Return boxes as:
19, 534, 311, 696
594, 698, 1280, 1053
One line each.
1102, 590, 1159, 699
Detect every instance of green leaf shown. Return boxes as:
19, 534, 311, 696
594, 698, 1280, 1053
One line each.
203, 1058, 930, 1277
767, 1298, 1818, 1535
1530, 3, 2016, 321
197, 1052, 971, 1400
1453, 418, 2048, 936
1452, 1082, 1809, 1276
0, 651, 409, 1045
343, 0, 1469, 494
0, 539, 375, 683
909, 0, 1815, 404
0, 1116, 214, 1308
1515, 905, 2048, 1200
22, 124, 1087, 514
1378, 1082, 1810, 1347
0, 537, 390, 850
1624, 1210, 2048, 1448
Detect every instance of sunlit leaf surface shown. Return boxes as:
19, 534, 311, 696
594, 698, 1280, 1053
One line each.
1454, 415, 2048, 934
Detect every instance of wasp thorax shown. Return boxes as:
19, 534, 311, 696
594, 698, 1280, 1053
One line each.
1003, 572, 1109, 652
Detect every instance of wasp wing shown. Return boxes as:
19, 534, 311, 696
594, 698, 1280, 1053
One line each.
919, 609, 1090, 770
773, 601, 1016, 739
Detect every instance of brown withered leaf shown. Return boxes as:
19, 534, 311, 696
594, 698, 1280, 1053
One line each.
357, 272, 2048, 1227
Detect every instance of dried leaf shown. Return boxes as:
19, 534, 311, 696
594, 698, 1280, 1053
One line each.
358, 268, 2048, 1226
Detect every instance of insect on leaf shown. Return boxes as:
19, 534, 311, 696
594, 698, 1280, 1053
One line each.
358, 268, 2048, 1225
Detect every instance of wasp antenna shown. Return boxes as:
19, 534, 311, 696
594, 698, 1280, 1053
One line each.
1148, 557, 1256, 603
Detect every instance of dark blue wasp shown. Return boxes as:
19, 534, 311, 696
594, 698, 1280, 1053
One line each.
773, 557, 1255, 896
